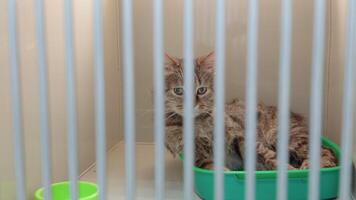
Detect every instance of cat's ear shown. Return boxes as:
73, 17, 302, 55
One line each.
165, 53, 180, 75
196, 51, 215, 73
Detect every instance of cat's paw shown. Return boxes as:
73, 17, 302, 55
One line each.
299, 160, 309, 169
204, 163, 214, 170
224, 167, 231, 171
288, 165, 297, 170
204, 163, 231, 171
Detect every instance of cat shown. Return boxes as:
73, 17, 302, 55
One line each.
164, 52, 337, 170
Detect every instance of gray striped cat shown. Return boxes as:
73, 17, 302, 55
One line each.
164, 52, 337, 170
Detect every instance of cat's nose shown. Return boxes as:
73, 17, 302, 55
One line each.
194, 106, 201, 115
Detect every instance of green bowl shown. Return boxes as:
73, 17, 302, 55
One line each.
181, 137, 340, 200
34, 181, 98, 200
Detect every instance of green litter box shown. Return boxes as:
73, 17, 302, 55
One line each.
34, 181, 98, 200
182, 137, 340, 200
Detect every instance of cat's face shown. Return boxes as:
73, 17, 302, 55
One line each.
165, 52, 215, 117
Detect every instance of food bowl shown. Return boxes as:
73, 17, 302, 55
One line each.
34, 181, 98, 200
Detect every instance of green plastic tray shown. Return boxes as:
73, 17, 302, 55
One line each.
182, 137, 340, 200
34, 181, 98, 200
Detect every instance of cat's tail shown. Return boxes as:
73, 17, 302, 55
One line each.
320, 147, 338, 168
299, 147, 338, 169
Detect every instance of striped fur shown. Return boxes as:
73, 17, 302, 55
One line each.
163, 52, 337, 170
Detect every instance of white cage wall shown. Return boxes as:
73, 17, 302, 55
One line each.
0, 0, 355, 199
0, 0, 121, 199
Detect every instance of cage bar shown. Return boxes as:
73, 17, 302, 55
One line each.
182, 0, 195, 199
64, 0, 79, 199
35, 0, 53, 199
93, 0, 107, 199
214, 0, 226, 199
245, 0, 259, 199
8, 0, 27, 199
122, 0, 136, 198
338, 0, 356, 199
153, 0, 165, 199
308, 0, 326, 199
6, 0, 356, 199
276, 0, 293, 199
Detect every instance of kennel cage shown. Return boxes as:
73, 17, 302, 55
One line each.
1, 0, 356, 199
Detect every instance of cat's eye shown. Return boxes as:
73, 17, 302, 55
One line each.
173, 87, 184, 95
197, 87, 208, 95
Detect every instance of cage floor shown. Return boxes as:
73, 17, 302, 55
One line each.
80, 141, 201, 199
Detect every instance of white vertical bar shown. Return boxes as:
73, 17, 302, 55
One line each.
8, 0, 26, 199
35, 0, 53, 199
93, 0, 107, 199
183, 0, 195, 198
122, 0, 136, 198
153, 0, 165, 199
245, 0, 259, 199
277, 0, 293, 199
214, 0, 225, 198
308, 0, 326, 199
64, 0, 78, 198
339, 0, 356, 199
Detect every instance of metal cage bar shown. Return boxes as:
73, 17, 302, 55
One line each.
7, 0, 356, 199
276, 0, 293, 199
214, 0, 226, 199
153, 0, 166, 199
122, 0, 136, 198
8, 0, 27, 199
183, 0, 195, 199
339, 0, 356, 199
64, 0, 79, 198
35, 0, 53, 199
245, 0, 259, 199
93, 0, 107, 199
308, 0, 327, 199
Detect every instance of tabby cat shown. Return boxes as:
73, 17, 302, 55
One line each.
164, 52, 337, 170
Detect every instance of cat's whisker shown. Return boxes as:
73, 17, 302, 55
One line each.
165, 112, 178, 121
